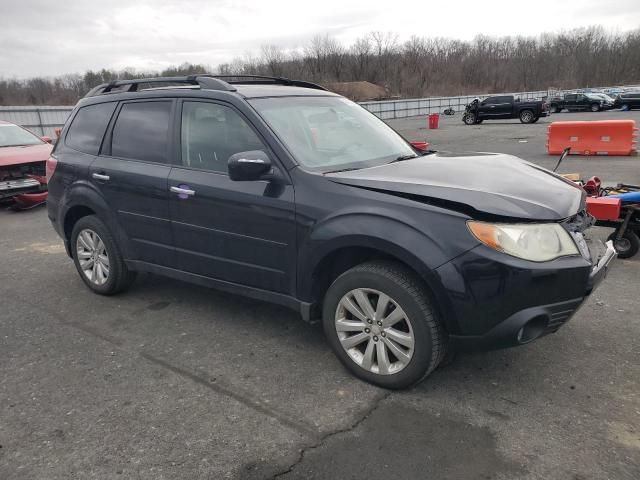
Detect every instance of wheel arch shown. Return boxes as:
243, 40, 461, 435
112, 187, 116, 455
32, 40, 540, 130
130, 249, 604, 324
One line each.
298, 216, 459, 332
60, 182, 134, 259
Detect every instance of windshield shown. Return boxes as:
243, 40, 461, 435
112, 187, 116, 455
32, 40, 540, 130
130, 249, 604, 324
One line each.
0, 124, 43, 147
249, 96, 417, 172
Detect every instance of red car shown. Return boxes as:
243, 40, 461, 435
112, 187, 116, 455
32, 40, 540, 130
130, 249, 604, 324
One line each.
0, 121, 52, 209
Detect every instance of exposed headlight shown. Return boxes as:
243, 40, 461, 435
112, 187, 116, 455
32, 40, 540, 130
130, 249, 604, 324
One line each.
467, 221, 579, 262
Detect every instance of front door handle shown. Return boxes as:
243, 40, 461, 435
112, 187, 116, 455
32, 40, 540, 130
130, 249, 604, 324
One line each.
170, 185, 196, 197
92, 173, 110, 181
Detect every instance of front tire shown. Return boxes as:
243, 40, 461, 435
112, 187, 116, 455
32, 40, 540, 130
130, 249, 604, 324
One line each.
608, 230, 640, 259
71, 215, 136, 295
463, 113, 477, 125
590, 103, 601, 112
322, 261, 444, 389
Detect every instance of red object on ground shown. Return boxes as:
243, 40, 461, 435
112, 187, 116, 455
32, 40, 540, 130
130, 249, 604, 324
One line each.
546, 120, 638, 155
410, 141, 430, 152
428, 113, 440, 129
586, 196, 621, 221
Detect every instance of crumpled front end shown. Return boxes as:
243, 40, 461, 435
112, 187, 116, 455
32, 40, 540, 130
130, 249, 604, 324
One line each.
0, 161, 48, 209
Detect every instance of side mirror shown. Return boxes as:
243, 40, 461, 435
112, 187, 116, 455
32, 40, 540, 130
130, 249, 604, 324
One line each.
228, 150, 272, 181
42, 136, 53, 144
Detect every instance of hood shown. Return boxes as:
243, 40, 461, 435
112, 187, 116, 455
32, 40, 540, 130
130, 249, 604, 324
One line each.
0, 143, 53, 168
326, 152, 585, 221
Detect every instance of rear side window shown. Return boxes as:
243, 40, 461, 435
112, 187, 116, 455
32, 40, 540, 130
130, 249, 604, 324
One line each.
66, 102, 116, 155
111, 101, 172, 163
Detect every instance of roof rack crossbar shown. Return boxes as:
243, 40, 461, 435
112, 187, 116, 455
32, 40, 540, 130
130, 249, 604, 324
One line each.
84, 74, 326, 97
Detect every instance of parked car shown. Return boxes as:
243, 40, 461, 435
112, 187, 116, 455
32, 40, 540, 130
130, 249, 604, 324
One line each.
549, 93, 606, 113
613, 92, 640, 110
589, 93, 616, 109
47, 75, 616, 389
463, 95, 549, 124
0, 121, 51, 209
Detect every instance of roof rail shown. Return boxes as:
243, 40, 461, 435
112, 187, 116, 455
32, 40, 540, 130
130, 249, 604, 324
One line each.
211, 75, 328, 91
84, 75, 236, 97
84, 74, 327, 97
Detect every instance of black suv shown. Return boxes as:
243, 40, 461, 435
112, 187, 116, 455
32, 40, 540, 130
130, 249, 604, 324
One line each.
613, 92, 640, 110
47, 75, 616, 389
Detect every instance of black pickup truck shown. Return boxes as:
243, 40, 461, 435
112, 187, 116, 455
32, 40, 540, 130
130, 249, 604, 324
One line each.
549, 93, 607, 113
463, 95, 549, 125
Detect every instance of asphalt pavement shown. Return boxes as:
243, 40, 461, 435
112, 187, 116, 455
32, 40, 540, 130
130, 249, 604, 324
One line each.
0, 110, 638, 480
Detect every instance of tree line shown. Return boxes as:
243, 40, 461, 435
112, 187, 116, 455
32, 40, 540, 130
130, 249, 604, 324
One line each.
1, 26, 639, 105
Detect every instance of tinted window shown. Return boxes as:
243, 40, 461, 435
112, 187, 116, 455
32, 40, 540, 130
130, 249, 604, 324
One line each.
497, 96, 512, 103
484, 97, 499, 104
565, 94, 577, 101
111, 101, 172, 163
66, 102, 116, 155
181, 102, 265, 173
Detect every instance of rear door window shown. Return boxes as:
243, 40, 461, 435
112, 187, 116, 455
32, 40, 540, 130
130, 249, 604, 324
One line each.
111, 101, 172, 163
66, 102, 117, 155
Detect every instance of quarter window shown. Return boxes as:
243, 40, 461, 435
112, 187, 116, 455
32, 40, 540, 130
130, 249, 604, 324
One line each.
180, 102, 265, 173
66, 102, 116, 155
111, 101, 172, 163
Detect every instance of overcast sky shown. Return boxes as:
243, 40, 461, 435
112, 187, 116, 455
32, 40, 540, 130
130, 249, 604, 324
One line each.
1, 0, 639, 78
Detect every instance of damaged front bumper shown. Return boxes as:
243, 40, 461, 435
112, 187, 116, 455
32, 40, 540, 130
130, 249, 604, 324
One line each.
0, 176, 48, 209
437, 219, 616, 351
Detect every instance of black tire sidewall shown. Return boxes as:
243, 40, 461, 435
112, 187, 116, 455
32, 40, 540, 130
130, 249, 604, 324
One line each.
520, 110, 533, 123
608, 230, 640, 259
464, 113, 476, 125
322, 267, 436, 389
71, 215, 126, 295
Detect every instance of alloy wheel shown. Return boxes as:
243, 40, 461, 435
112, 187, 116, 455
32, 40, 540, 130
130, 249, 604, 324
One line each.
521, 111, 533, 122
334, 288, 415, 375
76, 228, 110, 285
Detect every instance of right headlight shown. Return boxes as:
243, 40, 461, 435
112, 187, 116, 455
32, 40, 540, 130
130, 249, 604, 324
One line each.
467, 221, 579, 262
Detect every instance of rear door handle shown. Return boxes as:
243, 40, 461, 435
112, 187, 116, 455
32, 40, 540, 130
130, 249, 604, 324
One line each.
170, 186, 196, 197
92, 173, 110, 181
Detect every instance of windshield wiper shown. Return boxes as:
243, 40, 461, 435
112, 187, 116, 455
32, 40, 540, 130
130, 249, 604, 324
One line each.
324, 167, 363, 174
389, 154, 419, 163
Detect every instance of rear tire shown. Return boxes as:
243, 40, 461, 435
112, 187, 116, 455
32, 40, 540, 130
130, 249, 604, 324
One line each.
519, 109, 535, 123
322, 261, 445, 389
590, 103, 600, 112
608, 230, 640, 259
71, 215, 136, 295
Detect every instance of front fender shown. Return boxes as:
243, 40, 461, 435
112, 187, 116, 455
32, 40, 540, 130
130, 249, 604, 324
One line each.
297, 212, 475, 333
